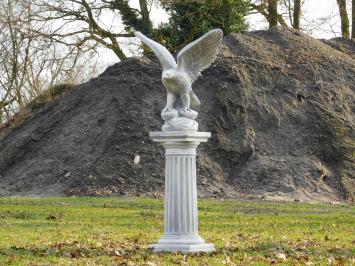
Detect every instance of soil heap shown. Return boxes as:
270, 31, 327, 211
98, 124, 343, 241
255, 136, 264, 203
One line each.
0, 28, 354, 202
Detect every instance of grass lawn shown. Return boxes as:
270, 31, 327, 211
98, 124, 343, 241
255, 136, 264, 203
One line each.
0, 197, 354, 265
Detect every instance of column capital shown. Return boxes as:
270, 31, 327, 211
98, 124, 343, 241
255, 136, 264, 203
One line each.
149, 131, 211, 143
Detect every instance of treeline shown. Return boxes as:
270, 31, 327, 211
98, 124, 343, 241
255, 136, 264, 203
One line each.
0, 0, 353, 127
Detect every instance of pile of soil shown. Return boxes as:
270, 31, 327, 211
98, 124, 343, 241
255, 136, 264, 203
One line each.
0, 28, 354, 203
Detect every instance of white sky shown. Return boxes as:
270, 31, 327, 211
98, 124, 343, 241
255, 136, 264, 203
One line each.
97, 0, 352, 68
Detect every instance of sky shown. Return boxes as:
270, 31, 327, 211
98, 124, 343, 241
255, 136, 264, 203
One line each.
97, 0, 352, 68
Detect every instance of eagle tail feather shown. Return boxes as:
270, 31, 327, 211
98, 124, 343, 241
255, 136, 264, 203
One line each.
190, 91, 201, 106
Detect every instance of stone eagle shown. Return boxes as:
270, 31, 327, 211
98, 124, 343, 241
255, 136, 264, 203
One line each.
135, 29, 223, 111
135, 29, 223, 131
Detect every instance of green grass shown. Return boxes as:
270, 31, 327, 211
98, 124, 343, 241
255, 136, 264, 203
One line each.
0, 197, 354, 265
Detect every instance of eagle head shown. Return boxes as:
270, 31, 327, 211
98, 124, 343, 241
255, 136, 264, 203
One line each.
162, 69, 175, 80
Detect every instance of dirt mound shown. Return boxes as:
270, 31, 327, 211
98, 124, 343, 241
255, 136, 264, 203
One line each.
0, 28, 354, 202
322, 37, 355, 58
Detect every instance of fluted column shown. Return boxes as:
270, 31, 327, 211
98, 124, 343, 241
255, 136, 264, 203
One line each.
149, 131, 214, 253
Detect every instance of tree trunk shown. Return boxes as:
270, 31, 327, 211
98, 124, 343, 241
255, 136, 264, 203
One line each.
352, 0, 355, 38
110, 37, 128, 60
336, 0, 350, 38
139, 0, 153, 36
0, 107, 3, 126
268, 0, 278, 28
293, 0, 301, 29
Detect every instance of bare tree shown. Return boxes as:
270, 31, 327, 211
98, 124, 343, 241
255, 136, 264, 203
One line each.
278, 0, 304, 29
31, 0, 155, 61
336, 0, 350, 37
0, 0, 98, 126
0, 0, 31, 121
249, 0, 288, 28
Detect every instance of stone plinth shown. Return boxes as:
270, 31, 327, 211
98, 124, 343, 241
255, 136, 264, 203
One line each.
149, 131, 215, 253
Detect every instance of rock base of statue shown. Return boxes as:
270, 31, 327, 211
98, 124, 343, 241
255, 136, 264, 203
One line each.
149, 131, 215, 253
161, 107, 198, 132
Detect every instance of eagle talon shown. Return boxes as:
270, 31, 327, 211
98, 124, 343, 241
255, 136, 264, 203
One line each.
162, 106, 172, 112
161, 107, 178, 121
179, 108, 198, 120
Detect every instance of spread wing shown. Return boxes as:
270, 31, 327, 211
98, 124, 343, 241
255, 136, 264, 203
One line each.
134, 31, 177, 70
177, 29, 223, 83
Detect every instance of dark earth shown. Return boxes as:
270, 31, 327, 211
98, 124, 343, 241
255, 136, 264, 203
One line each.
0, 28, 354, 203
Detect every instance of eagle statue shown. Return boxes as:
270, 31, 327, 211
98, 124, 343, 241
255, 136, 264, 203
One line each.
134, 29, 223, 131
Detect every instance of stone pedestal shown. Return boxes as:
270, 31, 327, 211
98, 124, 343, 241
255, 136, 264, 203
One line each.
149, 131, 215, 253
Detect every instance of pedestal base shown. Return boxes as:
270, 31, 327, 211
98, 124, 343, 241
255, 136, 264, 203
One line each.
150, 243, 215, 253
150, 233, 215, 253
